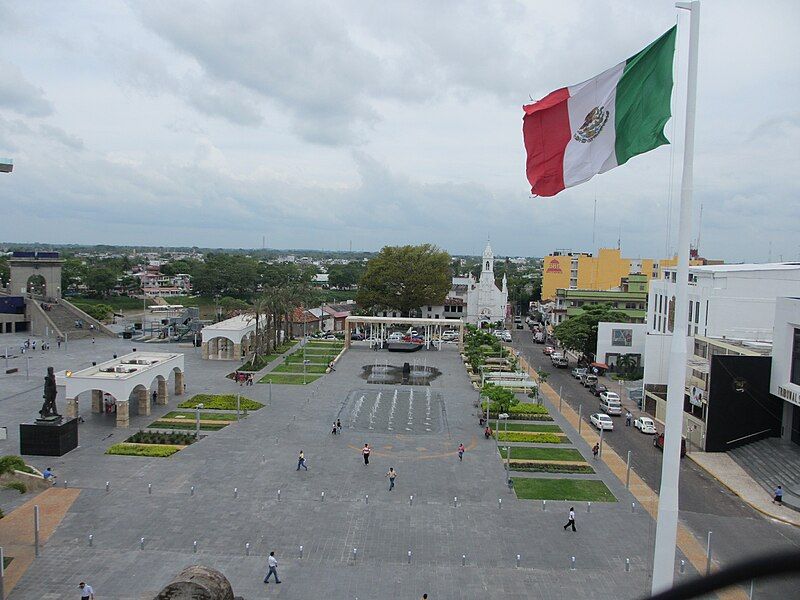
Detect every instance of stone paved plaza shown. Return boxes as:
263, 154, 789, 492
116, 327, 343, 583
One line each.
1, 335, 669, 599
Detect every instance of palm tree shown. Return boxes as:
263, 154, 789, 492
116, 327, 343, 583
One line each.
617, 354, 636, 377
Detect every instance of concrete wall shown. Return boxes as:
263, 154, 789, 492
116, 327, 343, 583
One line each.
596, 322, 647, 368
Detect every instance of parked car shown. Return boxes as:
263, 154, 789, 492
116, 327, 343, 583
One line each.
501, 331, 512, 342
516, 323, 524, 329
441, 330, 458, 341
653, 432, 687, 457
350, 332, 365, 341
590, 413, 614, 431
552, 355, 569, 368
634, 416, 657, 434
589, 383, 608, 397
581, 374, 598, 388
533, 331, 545, 344
388, 332, 404, 341
599, 392, 622, 415
571, 367, 587, 380
543, 345, 555, 355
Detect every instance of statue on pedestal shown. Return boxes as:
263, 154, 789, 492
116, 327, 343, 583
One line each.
39, 366, 61, 420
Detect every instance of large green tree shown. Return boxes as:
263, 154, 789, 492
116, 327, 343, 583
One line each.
192, 254, 260, 299
328, 262, 365, 289
553, 303, 630, 360
356, 244, 451, 316
84, 267, 119, 298
0, 256, 9, 286
61, 258, 88, 293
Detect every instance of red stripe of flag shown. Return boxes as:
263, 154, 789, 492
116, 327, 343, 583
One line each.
522, 87, 571, 197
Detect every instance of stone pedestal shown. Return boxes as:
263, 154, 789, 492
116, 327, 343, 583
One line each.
233, 343, 242, 359
66, 397, 78, 419
157, 378, 168, 405
201, 341, 209, 359
116, 400, 130, 428
175, 371, 185, 396
91, 390, 103, 414
20, 418, 78, 456
137, 387, 150, 417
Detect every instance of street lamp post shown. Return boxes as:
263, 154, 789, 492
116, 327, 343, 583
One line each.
499, 413, 510, 482
195, 403, 204, 437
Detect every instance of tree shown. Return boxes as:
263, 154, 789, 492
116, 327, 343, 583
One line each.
192, 254, 260, 299
61, 258, 88, 293
356, 244, 451, 316
84, 268, 118, 298
616, 354, 636, 376
328, 262, 364, 290
553, 304, 630, 361
0, 256, 8, 286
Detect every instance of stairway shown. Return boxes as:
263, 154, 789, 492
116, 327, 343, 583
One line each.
729, 437, 800, 509
45, 302, 96, 339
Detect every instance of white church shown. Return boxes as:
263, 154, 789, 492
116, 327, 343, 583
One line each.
419, 242, 509, 326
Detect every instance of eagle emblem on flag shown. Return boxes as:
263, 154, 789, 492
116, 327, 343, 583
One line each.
573, 106, 610, 143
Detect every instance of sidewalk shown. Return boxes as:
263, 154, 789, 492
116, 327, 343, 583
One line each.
688, 451, 800, 527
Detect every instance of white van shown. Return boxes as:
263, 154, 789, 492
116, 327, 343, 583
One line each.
599, 394, 623, 415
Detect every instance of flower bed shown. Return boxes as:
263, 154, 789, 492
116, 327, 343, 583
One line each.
177, 394, 264, 411
106, 443, 182, 458
149, 421, 228, 431
126, 430, 197, 445
496, 431, 564, 444
509, 462, 595, 474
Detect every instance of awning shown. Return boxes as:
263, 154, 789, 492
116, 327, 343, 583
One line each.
591, 362, 609, 369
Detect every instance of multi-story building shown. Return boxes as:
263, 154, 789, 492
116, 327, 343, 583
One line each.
541, 247, 718, 300
770, 297, 800, 447
550, 274, 649, 326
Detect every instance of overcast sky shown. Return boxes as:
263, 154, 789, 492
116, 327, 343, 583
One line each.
1, 1, 798, 261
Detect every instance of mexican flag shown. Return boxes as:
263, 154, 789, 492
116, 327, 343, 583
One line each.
523, 26, 676, 197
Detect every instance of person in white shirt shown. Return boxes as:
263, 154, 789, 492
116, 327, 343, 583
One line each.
79, 582, 95, 599
263, 551, 281, 584
563, 507, 576, 532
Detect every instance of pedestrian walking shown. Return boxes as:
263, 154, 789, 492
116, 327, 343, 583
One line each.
625, 411, 632, 426
331, 421, 338, 435
79, 582, 95, 599
386, 467, 397, 490
563, 507, 576, 532
336, 419, 342, 433
458, 443, 465, 461
773, 485, 784, 505
152, 390, 158, 405
362, 443, 371, 465
57, 338, 62, 349
296, 450, 308, 471
263, 551, 281, 584
592, 443, 599, 459
328, 360, 336, 372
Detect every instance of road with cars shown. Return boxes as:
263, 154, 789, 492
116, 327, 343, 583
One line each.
509, 327, 800, 595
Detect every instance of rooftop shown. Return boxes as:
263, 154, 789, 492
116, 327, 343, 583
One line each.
689, 262, 800, 274
57, 351, 182, 382
202, 314, 255, 331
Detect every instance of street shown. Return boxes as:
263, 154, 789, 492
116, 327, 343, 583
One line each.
511, 329, 800, 597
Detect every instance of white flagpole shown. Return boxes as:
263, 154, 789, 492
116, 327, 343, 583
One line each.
652, 1, 700, 594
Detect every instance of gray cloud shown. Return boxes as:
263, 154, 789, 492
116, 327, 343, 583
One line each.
39, 124, 84, 150
0, 59, 53, 117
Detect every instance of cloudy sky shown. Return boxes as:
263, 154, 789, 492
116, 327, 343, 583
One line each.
1, 1, 798, 261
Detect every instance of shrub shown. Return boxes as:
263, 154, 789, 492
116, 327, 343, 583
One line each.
3, 481, 27, 494
178, 394, 263, 411
490, 412, 553, 421
106, 443, 181, 457
496, 431, 563, 444
510, 462, 595, 474
480, 384, 520, 413
0, 455, 31, 475
482, 401, 548, 415
126, 430, 196, 445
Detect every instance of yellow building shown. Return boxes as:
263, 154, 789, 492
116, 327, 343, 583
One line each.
541, 248, 716, 300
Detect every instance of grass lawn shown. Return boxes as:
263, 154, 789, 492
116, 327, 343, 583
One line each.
496, 431, 565, 444
177, 394, 263, 411
306, 341, 344, 348
511, 478, 616, 502
498, 447, 585, 461
149, 421, 227, 431
273, 363, 328, 374
494, 423, 562, 433
162, 411, 239, 421
259, 373, 323, 385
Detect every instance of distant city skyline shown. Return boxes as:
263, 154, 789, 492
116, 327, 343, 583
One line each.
1, 1, 798, 263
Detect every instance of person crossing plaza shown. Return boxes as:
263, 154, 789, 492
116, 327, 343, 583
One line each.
458, 443, 465, 461
297, 450, 308, 471
386, 467, 397, 490
362, 443, 371, 465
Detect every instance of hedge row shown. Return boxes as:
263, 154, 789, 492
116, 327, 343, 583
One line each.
106, 443, 181, 457
126, 430, 196, 445
496, 431, 563, 444
178, 394, 264, 411
509, 462, 595, 474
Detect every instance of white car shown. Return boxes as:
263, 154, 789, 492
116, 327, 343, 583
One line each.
634, 416, 657, 434
387, 332, 403, 341
599, 391, 620, 403
590, 413, 614, 431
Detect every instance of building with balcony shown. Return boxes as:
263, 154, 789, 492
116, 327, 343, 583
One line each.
550, 274, 649, 327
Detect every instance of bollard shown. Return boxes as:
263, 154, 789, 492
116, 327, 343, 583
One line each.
234, 487, 238, 499
705, 531, 713, 575
88, 534, 93, 547
498, 498, 502, 509
407, 549, 412, 564
105, 481, 110, 493
299, 545, 304, 559
365, 494, 369, 504
193, 540, 197, 554
570, 556, 576, 571
542, 500, 546, 511
625, 558, 630, 572
63, 479, 68, 489
631, 502, 636, 513
462, 553, 466, 567
679, 559, 686, 575
245, 542, 251, 556
353, 548, 357, 561
148, 483, 152, 495
321, 491, 325, 502
587, 502, 591, 513
453, 496, 457, 507
409, 495, 413, 506
140, 537, 145, 550
277, 489, 281, 502
34, 505, 40, 558
190, 486, 195, 496
516, 554, 521, 568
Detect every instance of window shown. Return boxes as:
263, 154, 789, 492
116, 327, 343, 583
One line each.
435, 314, 439, 319
427, 306, 432, 311
694, 340, 707, 358
791, 328, 800, 386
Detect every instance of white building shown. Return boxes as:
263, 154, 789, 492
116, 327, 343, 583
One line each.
770, 297, 800, 446
596, 322, 647, 371
644, 263, 800, 386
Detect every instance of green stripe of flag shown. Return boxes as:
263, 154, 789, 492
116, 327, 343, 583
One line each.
615, 26, 677, 167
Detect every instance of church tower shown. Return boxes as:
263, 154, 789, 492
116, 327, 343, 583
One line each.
480, 241, 494, 288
